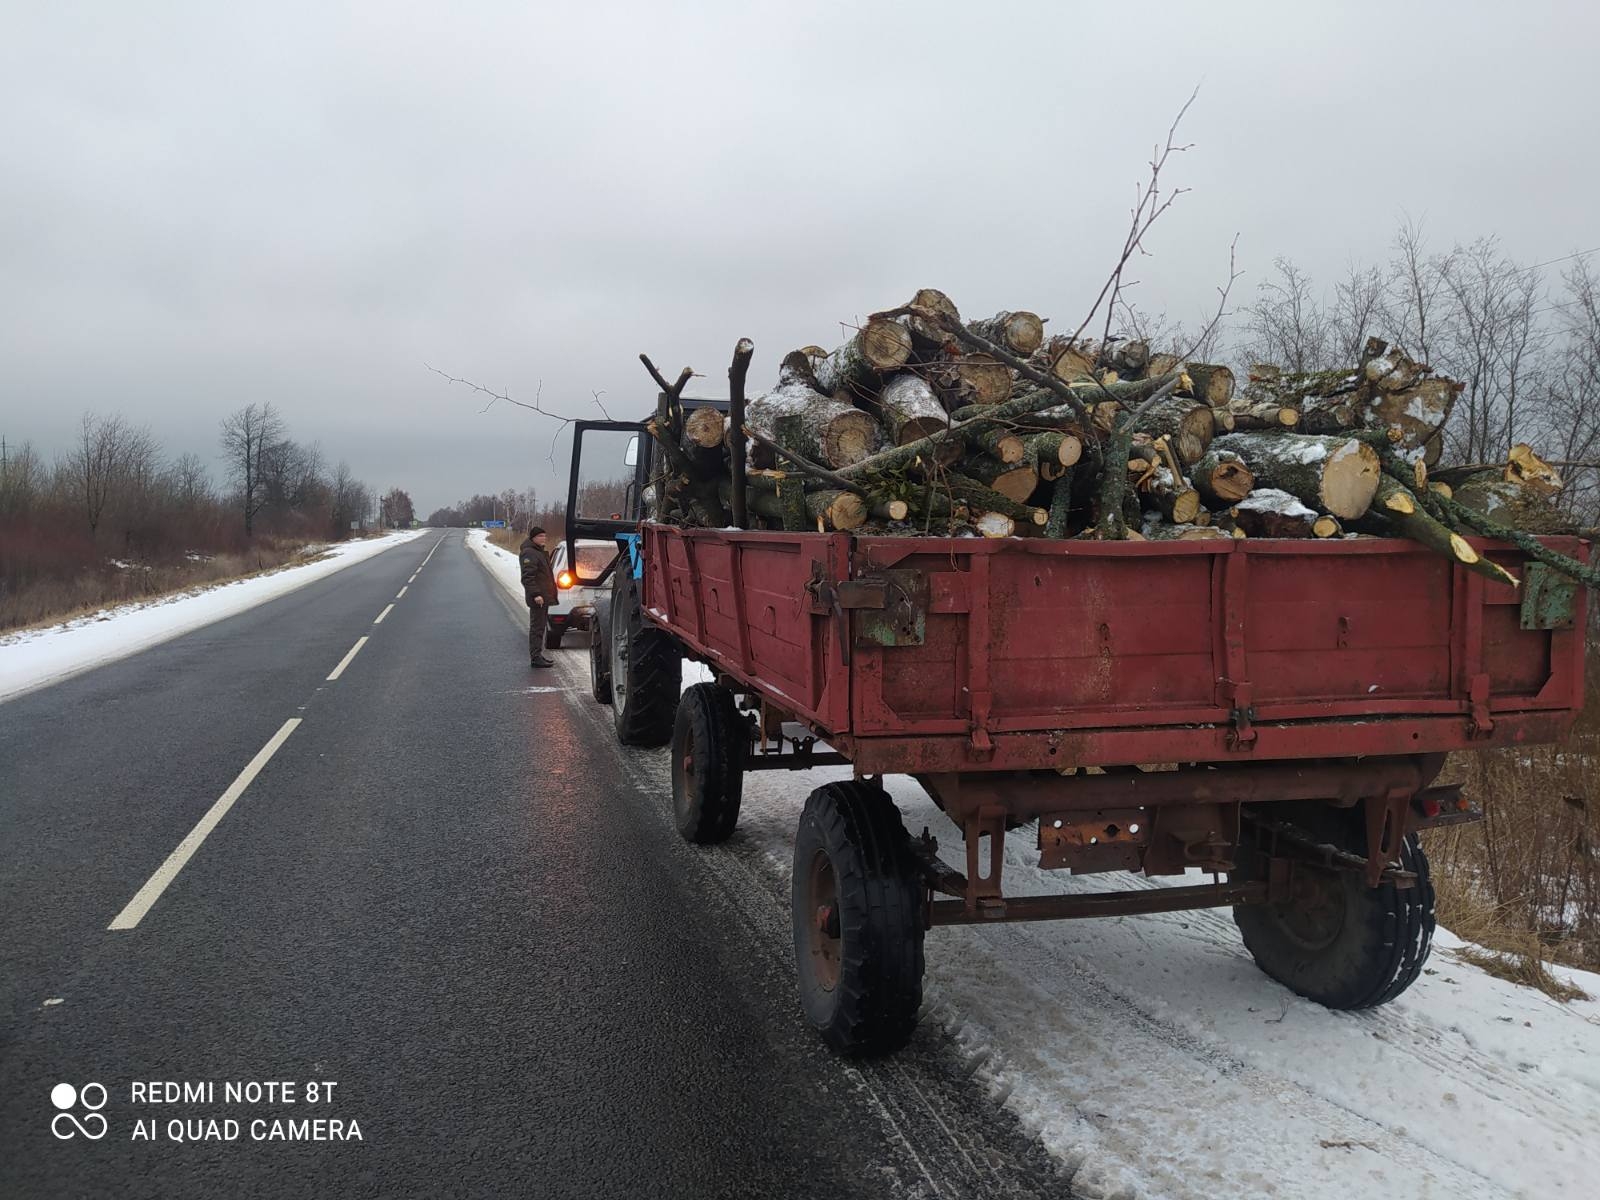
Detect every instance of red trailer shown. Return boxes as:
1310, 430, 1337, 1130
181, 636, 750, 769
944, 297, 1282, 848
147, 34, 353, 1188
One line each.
568, 411, 1588, 1055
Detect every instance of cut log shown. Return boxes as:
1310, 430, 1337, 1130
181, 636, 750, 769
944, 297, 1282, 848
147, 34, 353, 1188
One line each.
1211, 407, 1236, 434
1147, 352, 1183, 383
962, 456, 1040, 503
968, 311, 1045, 356
902, 288, 961, 352
942, 475, 1049, 526
1231, 489, 1325, 538
737, 477, 867, 532
874, 374, 949, 445
967, 426, 1027, 464
1141, 521, 1231, 541
1451, 473, 1575, 534
1185, 363, 1235, 406
1023, 429, 1083, 470
1102, 339, 1151, 376
1312, 515, 1343, 538
683, 405, 726, 450
1506, 443, 1563, 496
1210, 432, 1381, 520
746, 381, 883, 469
1229, 401, 1301, 431
1366, 378, 1460, 451
975, 512, 1015, 538
927, 352, 1013, 408
869, 498, 911, 522
1362, 342, 1427, 393
1189, 448, 1255, 506
779, 348, 826, 391
1135, 395, 1215, 465
813, 318, 913, 401
1136, 464, 1201, 524
1034, 335, 1096, 384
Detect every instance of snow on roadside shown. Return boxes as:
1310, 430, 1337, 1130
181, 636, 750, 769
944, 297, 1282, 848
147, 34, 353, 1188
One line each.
466, 527, 523, 595
0, 530, 426, 703
476, 535, 1600, 1197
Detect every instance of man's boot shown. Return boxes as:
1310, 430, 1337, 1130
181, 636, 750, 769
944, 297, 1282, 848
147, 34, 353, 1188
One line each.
531, 655, 555, 668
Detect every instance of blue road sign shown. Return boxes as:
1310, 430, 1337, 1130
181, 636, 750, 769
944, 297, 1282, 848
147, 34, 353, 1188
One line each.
483, 519, 506, 528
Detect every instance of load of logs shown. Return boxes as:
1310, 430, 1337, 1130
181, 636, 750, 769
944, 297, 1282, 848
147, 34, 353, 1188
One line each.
638, 289, 1600, 593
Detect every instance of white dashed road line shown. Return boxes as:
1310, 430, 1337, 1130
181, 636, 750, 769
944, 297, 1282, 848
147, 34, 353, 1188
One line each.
395, 586, 408, 599
373, 604, 394, 625
108, 718, 303, 930
326, 636, 370, 681
419, 536, 443, 568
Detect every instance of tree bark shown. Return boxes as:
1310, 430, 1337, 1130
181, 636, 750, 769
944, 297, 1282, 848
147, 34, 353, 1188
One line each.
747, 381, 883, 469
1365, 378, 1460, 451
1210, 432, 1381, 519
874, 374, 950, 445
736, 474, 868, 532
941, 475, 1048, 526
968, 311, 1045, 356
1231, 489, 1326, 538
967, 426, 1027, 464
813, 318, 913, 401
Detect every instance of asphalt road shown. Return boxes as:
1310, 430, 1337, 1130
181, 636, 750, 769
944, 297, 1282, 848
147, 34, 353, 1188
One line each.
0, 529, 1067, 1199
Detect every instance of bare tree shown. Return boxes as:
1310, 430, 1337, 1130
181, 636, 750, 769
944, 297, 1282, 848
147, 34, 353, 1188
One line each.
1386, 216, 1450, 364
1437, 237, 1547, 462
219, 402, 285, 536
1538, 258, 1600, 523
0, 439, 44, 517
168, 452, 212, 509
1237, 257, 1333, 372
66, 412, 142, 538
1330, 261, 1392, 363
379, 487, 414, 528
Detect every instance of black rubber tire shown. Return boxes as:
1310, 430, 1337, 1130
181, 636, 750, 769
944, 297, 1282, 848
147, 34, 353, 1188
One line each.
1231, 803, 1435, 1010
589, 595, 613, 705
544, 628, 564, 650
791, 781, 925, 1056
608, 568, 680, 747
670, 683, 745, 844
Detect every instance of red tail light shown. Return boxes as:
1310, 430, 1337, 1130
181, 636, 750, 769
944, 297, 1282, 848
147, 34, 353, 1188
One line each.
557, 571, 575, 589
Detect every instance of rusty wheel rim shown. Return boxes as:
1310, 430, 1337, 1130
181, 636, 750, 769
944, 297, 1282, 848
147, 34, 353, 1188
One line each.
672, 730, 696, 822
1274, 865, 1346, 951
804, 849, 841, 992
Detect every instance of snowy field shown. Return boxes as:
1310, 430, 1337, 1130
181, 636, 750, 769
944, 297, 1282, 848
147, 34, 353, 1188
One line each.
0, 530, 425, 703
472, 528, 1600, 1198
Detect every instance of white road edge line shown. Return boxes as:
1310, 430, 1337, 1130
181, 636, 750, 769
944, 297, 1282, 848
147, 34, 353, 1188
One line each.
408, 573, 417, 583
395, 586, 408, 599
373, 604, 394, 625
108, 718, 302, 930
326, 636, 369, 681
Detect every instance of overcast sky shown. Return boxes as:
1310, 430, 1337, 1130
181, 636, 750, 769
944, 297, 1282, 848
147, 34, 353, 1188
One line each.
3, 1, 1597, 514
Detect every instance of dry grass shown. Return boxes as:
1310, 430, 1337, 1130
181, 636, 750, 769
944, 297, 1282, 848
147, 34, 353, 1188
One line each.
1424, 649, 1600, 998
487, 526, 523, 554
0, 536, 337, 635
1449, 945, 1590, 1003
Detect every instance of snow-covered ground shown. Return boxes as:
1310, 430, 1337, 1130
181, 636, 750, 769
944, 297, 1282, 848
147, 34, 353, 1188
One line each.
473, 530, 1600, 1199
0, 530, 425, 703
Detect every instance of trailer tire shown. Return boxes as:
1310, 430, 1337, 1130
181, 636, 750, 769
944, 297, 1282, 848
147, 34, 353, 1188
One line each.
589, 594, 613, 704
671, 683, 745, 844
1231, 805, 1435, 1010
609, 569, 680, 747
545, 628, 565, 650
792, 781, 924, 1056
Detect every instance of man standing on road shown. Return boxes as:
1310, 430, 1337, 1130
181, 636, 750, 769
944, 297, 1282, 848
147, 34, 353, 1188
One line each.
519, 526, 558, 668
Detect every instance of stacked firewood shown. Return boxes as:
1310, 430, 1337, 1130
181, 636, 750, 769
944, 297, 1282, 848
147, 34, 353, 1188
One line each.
639, 289, 1593, 592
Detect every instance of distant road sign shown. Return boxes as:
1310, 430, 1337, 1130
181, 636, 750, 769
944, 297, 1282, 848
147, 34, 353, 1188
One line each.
483, 519, 506, 528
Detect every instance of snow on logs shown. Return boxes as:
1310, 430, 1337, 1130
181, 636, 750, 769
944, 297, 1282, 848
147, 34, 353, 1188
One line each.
641, 294, 1577, 590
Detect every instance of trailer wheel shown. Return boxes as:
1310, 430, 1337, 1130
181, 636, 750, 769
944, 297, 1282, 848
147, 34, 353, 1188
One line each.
670, 683, 746, 844
589, 594, 613, 704
1231, 805, 1435, 1010
608, 569, 680, 746
544, 628, 565, 650
792, 781, 925, 1056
